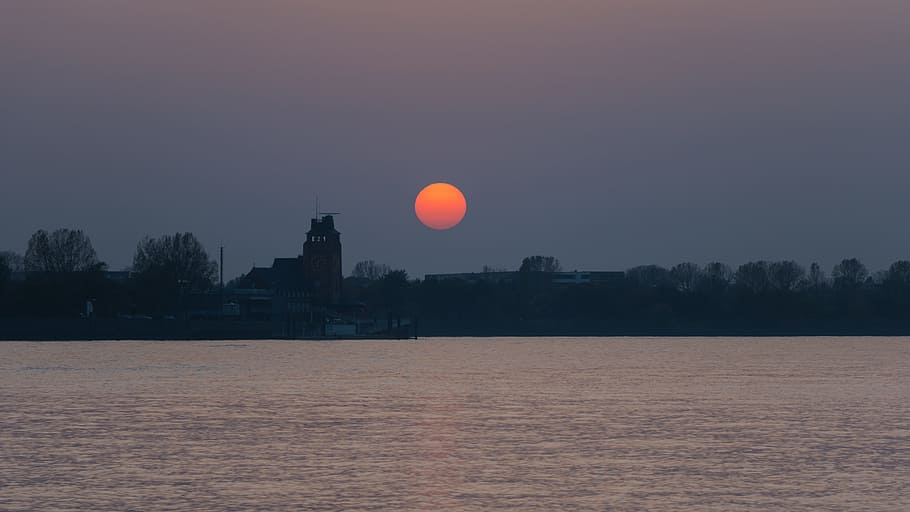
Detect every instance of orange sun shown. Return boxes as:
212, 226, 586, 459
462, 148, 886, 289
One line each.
415, 183, 467, 230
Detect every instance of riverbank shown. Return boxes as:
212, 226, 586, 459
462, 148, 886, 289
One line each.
3, 317, 910, 340
0, 318, 419, 341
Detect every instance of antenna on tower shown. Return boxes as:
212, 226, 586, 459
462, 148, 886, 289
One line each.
314, 194, 340, 219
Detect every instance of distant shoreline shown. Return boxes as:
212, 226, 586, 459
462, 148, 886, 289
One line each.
3, 335, 910, 342
3, 317, 910, 342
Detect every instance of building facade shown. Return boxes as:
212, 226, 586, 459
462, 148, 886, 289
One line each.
231, 215, 345, 335
302, 215, 343, 304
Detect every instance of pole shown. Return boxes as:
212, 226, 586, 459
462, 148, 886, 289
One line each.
220, 245, 224, 318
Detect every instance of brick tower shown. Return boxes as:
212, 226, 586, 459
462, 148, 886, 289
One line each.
302, 215, 343, 304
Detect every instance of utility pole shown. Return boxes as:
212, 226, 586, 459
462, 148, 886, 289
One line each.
220, 245, 224, 318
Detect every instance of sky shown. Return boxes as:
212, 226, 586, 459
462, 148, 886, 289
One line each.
2, 1, 909, 279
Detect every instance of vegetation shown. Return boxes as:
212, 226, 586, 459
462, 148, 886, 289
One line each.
347, 257, 910, 336
3, 229, 910, 336
350, 260, 391, 281
0, 253, 11, 292
0, 251, 23, 273
131, 233, 218, 313
519, 255, 562, 273
24, 229, 102, 272
1, 229, 215, 318
4, 234, 107, 317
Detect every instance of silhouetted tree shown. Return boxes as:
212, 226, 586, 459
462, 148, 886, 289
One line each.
877, 260, 910, 318
0, 251, 23, 273
832, 258, 868, 289
13, 233, 108, 317
381, 270, 410, 302
0, 253, 10, 288
519, 256, 562, 273
133, 233, 217, 290
734, 261, 771, 293
380, 269, 412, 330
132, 233, 217, 312
884, 261, 910, 286
351, 260, 391, 280
670, 262, 700, 292
805, 262, 827, 290
699, 262, 732, 292
24, 229, 102, 273
626, 265, 671, 288
769, 260, 805, 291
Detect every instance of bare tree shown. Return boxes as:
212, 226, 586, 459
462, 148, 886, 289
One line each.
626, 265, 671, 288
769, 260, 805, 291
670, 262, 700, 292
24, 229, 102, 272
699, 262, 732, 292
0, 254, 10, 285
133, 233, 217, 292
734, 261, 771, 293
832, 258, 868, 289
0, 251, 23, 272
519, 256, 562, 273
884, 260, 910, 286
351, 260, 391, 280
805, 262, 827, 290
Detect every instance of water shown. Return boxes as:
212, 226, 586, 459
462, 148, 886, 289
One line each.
1, 337, 908, 511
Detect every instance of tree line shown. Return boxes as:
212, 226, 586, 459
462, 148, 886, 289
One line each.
345, 256, 910, 335
3, 232, 910, 335
0, 228, 217, 317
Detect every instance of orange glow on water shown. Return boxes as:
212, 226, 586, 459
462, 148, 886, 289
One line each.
414, 183, 467, 230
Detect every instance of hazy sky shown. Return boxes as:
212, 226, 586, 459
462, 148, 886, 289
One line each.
2, 1, 909, 279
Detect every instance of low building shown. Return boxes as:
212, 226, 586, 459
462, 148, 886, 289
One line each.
551, 271, 625, 285
424, 271, 517, 284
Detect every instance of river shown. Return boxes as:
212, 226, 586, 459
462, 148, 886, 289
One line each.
1, 337, 908, 511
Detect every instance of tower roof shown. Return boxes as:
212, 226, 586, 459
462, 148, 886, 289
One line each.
307, 215, 340, 235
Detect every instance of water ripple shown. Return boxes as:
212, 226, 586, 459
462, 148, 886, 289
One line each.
1, 337, 908, 511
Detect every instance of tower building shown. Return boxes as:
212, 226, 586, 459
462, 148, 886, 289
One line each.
302, 215, 343, 304
233, 213, 346, 334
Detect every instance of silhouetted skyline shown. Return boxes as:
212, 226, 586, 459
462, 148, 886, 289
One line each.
2, 2, 909, 279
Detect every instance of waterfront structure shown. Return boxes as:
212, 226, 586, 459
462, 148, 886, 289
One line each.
236, 215, 342, 303
231, 215, 345, 335
302, 215, 343, 304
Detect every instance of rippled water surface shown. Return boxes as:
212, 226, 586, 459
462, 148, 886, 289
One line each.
1, 337, 909, 511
